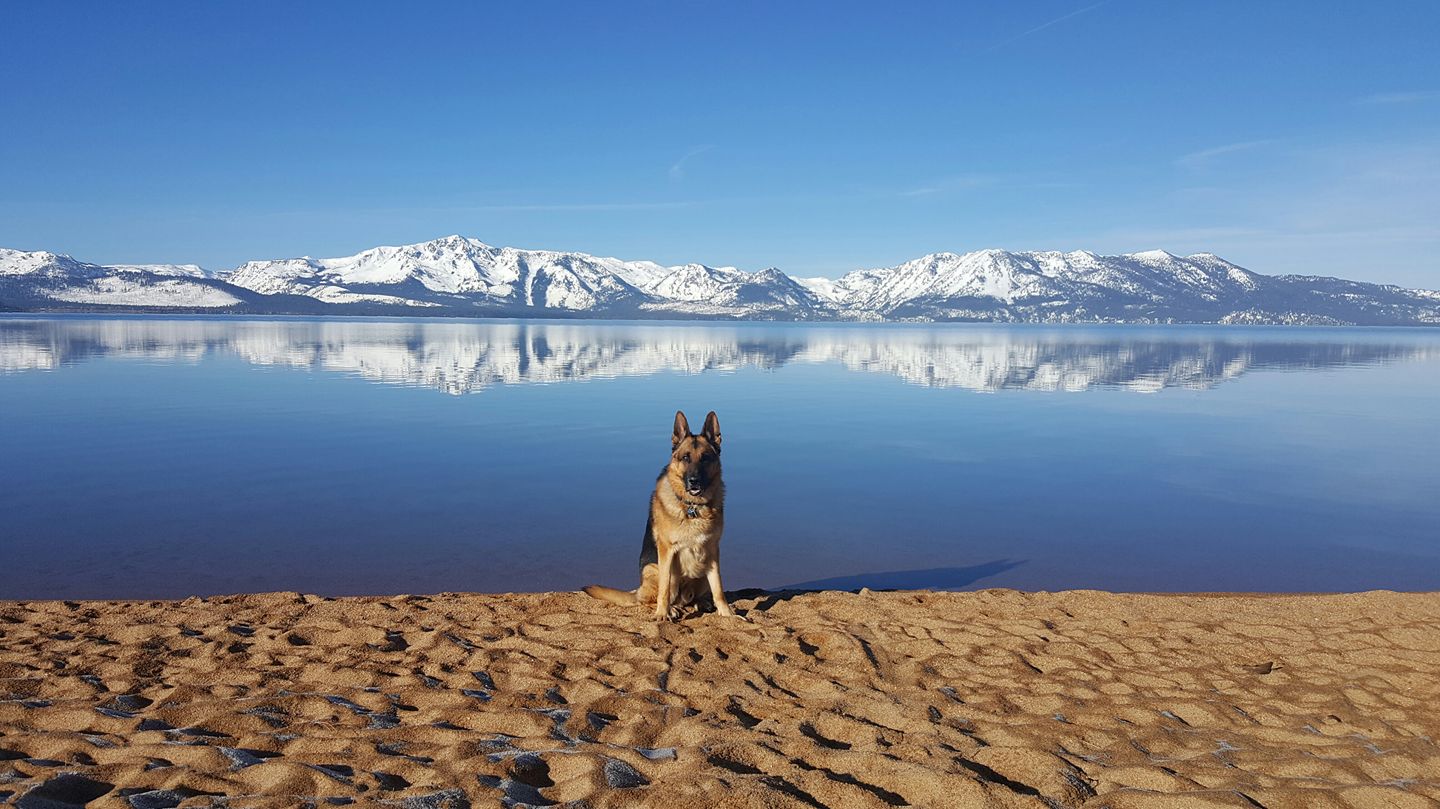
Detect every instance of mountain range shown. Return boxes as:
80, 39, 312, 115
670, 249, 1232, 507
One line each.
3, 235, 1437, 325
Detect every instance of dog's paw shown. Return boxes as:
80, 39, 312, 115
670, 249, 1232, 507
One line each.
731, 613, 751, 622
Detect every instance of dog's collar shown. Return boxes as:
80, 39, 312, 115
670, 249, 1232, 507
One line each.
681, 498, 715, 519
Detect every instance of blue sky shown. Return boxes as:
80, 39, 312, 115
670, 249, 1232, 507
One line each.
2, 1, 1437, 285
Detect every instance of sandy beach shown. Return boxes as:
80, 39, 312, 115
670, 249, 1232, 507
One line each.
2, 589, 1438, 808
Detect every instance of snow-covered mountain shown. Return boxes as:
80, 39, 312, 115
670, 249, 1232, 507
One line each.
807, 249, 1438, 324
221, 236, 828, 316
3, 237, 1437, 325
0, 248, 249, 309
224, 235, 651, 310
637, 264, 826, 315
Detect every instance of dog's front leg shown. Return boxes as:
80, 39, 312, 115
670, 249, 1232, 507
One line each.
706, 563, 747, 621
653, 550, 678, 622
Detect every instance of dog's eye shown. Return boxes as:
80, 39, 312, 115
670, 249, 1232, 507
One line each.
681, 453, 691, 462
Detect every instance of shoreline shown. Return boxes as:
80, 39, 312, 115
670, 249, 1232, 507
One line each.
9, 586, 1440, 604
8, 311, 1440, 329
2, 589, 1438, 807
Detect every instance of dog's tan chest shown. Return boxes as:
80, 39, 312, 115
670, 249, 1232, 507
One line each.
665, 518, 719, 579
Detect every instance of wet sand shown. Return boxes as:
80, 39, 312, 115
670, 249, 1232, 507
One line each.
1, 589, 1438, 808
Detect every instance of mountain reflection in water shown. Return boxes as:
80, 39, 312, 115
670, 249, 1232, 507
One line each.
3, 317, 1434, 394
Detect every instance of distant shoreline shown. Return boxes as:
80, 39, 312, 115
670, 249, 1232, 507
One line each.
4, 307, 1440, 327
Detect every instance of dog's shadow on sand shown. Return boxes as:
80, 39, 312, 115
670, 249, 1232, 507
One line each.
730, 558, 1026, 614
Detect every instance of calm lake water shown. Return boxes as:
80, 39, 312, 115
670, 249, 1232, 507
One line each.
2, 315, 1438, 599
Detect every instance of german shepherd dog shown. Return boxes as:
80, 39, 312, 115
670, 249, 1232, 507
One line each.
584, 411, 746, 621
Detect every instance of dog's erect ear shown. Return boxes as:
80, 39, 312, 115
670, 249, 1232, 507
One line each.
702, 411, 721, 448
672, 410, 690, 448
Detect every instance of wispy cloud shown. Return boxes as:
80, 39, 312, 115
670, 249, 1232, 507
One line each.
1356, 90, 1440, 105
984, 0, 1112, 53
668, 145, 715, 181
1175, 139, 1276, 170
468, 201, 699, 213
899, 175, 997, 197
1098, 136, 1440, 286
1105, 223, 1440, 250
238, 200, 704, 220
